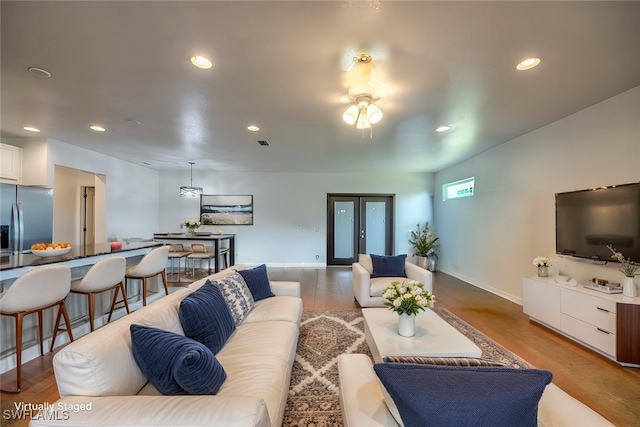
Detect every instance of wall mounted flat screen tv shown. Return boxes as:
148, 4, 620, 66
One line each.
556, 182, 640, 264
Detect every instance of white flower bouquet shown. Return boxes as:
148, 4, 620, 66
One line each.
532, 256, 552, 267
607, 245, 638, 277
382, 280, 434, 316
183, 218, 201, 231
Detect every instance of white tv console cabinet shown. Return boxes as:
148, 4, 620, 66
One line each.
523, 276, 640, 367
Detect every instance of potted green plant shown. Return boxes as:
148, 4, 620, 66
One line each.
408, 223, 440, 271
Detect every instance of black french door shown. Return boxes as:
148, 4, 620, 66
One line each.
327, 194, 394, 265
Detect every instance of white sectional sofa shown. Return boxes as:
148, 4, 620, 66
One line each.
338, 354, 615, 427
30, 266, 303, 427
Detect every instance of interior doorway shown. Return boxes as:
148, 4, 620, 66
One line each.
80, 186, 95, 246
53, 165, 106, 246
327, 194, 394, 265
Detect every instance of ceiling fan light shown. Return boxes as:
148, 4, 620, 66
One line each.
356, 113, 371, 129
367, 104, 383, 124
343, 104, 359, 125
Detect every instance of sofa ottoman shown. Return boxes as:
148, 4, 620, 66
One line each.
337, 353, 614, 427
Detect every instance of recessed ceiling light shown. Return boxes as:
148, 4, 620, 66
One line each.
516, 57, 541, 71
23, 126, 40, 132
247, 125, 260, 132
89, 125, 106, 132
436, 125, 451, 133
126, 118, 141, 125
28, 67, 51, 78
190, 55, 212, 69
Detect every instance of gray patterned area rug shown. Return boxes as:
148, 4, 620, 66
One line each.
282, 308, 533, 427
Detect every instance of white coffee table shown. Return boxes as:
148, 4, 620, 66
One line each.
362, 308, 482, 363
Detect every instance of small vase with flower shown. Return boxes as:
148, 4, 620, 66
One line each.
183, 218, 201, 237
607, 245, 638, 298
533, 256, 552, 277
381, 280, 435, 337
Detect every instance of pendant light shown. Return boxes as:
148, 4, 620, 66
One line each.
180, 162, 203, 198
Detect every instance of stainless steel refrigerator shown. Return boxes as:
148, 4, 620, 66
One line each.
0, 184, 54, 254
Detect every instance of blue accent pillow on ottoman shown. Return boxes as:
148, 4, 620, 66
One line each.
238, 264, 275, 301
130, 324, 226, 395
370, 254, 407, 278
374, 362, 552, 427
179, 283, 235, 354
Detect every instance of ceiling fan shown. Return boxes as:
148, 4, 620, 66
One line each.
342, 49, 390, 101
339, 44, 389, 72
341, 51, 388, 134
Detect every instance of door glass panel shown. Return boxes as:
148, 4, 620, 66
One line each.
334, 201, 354, 258
365, 201, 386, 254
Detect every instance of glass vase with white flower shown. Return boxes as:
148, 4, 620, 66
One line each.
533, 256, 552, 277
182, 218, 201, 237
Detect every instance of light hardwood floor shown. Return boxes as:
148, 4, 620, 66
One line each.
1, 268, 638, 426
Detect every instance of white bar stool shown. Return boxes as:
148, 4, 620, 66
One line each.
0, 265, 74, 392
187, 243, 216, 277
167, 244, 192, 280
124, 246, 170, 306
70, 257, 129, 332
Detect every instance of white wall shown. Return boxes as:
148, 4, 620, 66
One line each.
434, 86, 640, 303
158, 171, 435, 265
45, 139, 160, 240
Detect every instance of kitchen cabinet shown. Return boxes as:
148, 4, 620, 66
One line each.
0, 143, 23, 184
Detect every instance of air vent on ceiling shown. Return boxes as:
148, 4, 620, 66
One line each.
258, 140, 269, 146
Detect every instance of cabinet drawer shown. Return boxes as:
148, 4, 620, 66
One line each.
561, 289, 616, 332
561, 314, 616, 357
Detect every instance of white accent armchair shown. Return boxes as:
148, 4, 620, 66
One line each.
352, 254, 433, 308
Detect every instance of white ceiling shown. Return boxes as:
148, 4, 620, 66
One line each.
2, 1, 639, 173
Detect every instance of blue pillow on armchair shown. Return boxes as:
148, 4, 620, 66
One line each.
130, 324, 226, 395
370, 254, 407, 278
374, 362, 552, 427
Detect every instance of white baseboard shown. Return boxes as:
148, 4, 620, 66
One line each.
244, 262, 327, 269
437, 268, 523, 306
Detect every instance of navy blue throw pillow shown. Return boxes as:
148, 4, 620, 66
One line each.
237, 264, 275, 301
374, 363, 552, 427
179, 283, 235, 354
130, 324, 226, 395
370, 254, 407, 278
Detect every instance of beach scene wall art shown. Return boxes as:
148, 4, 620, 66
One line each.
201, 195, 253, 225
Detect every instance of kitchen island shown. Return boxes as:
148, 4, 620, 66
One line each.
0, 240, 162, 281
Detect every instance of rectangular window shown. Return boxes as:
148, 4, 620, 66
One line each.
443, 177, 475, 201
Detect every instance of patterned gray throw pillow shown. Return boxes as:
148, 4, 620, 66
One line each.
207, 274, 255, 326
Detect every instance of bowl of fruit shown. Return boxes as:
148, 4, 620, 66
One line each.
31, 242, 72, 258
